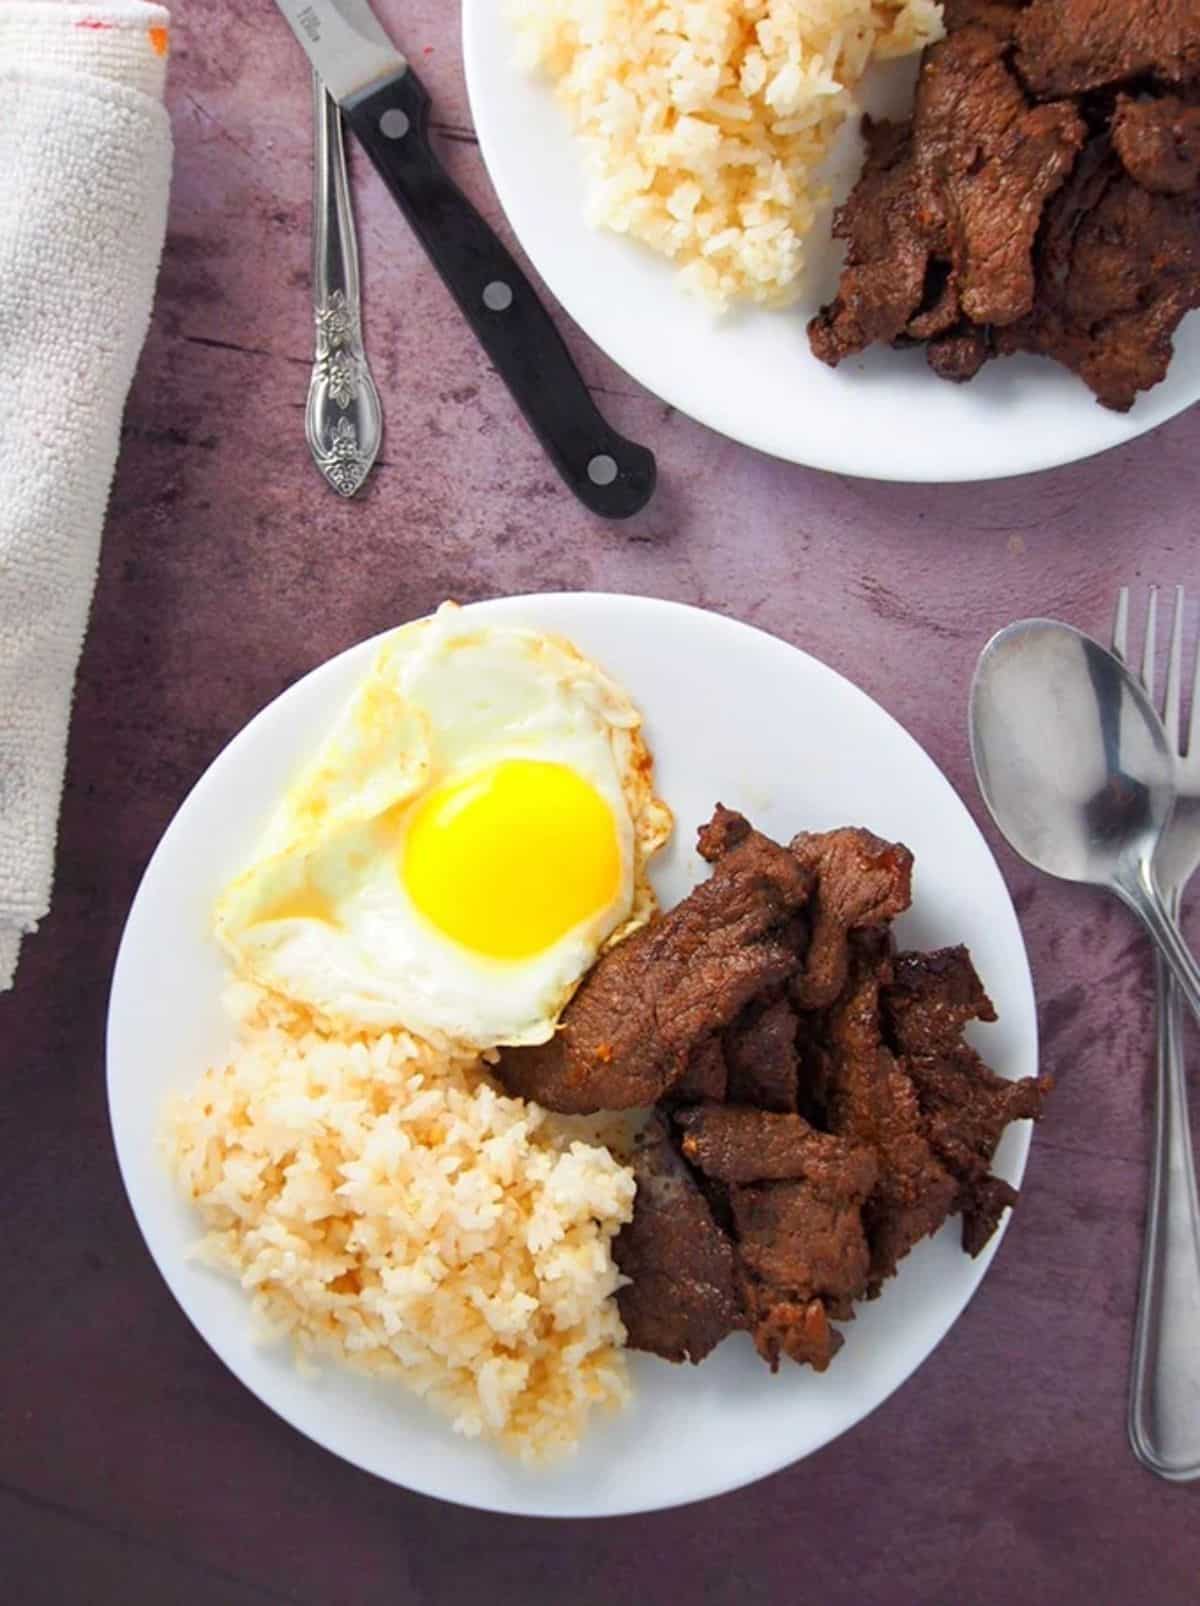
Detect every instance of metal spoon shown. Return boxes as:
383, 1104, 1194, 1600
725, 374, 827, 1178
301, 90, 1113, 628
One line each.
306, 70, 382, 498
970, 618, 1200, 1024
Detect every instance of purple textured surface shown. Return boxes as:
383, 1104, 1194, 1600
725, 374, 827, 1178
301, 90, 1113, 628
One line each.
4, 3, 1200, 1600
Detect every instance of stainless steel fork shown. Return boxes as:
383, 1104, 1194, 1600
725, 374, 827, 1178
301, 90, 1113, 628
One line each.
1113, 586, 1200, 1481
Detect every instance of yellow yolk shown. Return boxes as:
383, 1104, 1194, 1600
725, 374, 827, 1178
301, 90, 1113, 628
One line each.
402, 759, 621, 959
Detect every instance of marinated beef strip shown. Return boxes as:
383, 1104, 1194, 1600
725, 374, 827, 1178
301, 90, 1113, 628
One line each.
1113, 94, 1200, 195
675, 1104, 878, 1191
789, 827, 914, 1010
914, 25, 1085, 327
536, 808, 1049, 1372
926, 324, 993, 382
903, 1047, 1050, 1184
818, 935, 959, 1293
807, 118, 930, 365
809, 0, 1200, 409
673, 1104, 879, 1368
723, 994, 800, 1112
613, 1116, 741, 1364
995, 137, 1200, 411
940, 0, 1023, 36
498, 807, 813, 1114
808, 25, 1083, 369
1014, 0, 1200, 98
960, 1173, 1021, 1256
732, 1179, 873, 1369
673, 1035, 729, 1104
882, 944, 1052, 1255
883, 945, 998, 1057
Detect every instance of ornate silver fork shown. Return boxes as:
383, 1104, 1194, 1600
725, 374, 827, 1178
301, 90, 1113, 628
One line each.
306, 71, 382, 498
1113, 586, 1200, 1482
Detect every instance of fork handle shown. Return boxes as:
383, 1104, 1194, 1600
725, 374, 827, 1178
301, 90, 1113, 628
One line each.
1128, 937, 1200, 1482
1118, 865, 1200, 1028
307, 73, 382, 497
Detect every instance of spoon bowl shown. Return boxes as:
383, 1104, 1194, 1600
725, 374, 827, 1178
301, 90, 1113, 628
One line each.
970, 617, 1200, 1031
970, 619, 1175, 890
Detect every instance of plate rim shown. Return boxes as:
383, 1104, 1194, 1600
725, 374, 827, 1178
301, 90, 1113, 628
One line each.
459, 0, 1198, 484
106, 591, 1039, 1516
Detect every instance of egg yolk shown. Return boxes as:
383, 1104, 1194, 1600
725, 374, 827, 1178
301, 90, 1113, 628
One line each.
402, 759, 621, 959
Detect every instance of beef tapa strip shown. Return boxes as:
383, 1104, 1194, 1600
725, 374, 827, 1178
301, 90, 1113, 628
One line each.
613, 1116, 742, 1365
809, 0, 1200, 410
816, 934, 961, 1293
789, 827, 914, 1009
498, 807, 813, 1114
673, 1034, 729, 1104
1112, 94, 1200, 196
723, 994, 801, 1113
675, 1105, 879, 1371
1014, 0, 1200, 99
675, 1104, 877, 1191
995, 136, 1200, 412
507, 805, 1048, 1371
882, 944, 1053, 1254
732, 1176, 874, 1370
883, 945, 999, 1057
808, 25, 1083, 371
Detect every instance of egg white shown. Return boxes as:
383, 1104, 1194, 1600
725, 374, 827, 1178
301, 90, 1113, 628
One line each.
214, 604, 672, 1048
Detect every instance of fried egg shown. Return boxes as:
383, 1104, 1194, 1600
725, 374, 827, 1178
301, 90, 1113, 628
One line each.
214, 603, 672, 1047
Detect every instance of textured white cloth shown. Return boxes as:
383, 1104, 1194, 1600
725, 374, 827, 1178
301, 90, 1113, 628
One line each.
0, 3, 172, 989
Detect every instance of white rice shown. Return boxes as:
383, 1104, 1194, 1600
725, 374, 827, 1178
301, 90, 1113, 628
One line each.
164, 983, 636, 1463
509, 0, 944, 306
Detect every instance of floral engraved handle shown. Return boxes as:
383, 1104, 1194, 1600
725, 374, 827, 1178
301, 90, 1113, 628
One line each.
307, 74, 382, 498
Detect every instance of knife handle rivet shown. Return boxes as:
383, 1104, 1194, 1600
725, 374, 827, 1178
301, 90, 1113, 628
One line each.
379, 108, 410, 140
483, 280, 514, 313
587, 454, 619, 487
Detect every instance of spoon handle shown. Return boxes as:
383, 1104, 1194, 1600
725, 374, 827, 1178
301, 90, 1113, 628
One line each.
1129, 935, 1200, 1482
1123, 872, 1200, 1027
306, 71, 382, 498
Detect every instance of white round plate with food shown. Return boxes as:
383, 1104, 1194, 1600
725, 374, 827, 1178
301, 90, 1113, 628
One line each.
108, 593, 1038, 1517
461, 3, 1200, 483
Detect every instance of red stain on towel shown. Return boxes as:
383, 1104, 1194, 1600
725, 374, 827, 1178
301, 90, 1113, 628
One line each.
75, 18, 113, 27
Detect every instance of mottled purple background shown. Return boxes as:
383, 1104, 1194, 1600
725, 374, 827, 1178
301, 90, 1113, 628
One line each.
4, 2, 1200, 1600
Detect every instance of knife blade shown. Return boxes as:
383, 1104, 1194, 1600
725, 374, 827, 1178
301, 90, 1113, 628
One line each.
273, 0, 656, 519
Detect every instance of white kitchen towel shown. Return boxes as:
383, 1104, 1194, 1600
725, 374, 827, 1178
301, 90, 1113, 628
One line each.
0, 2, 172, 991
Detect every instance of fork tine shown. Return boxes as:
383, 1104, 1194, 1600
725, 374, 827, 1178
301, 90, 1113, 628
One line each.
1165, 586, 1185, 754
1112, 587, 1130, 662
1141, 586, 1158, 699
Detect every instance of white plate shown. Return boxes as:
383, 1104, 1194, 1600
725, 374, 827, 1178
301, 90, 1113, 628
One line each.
461, 5, 1200, 482
108, 594, 1038, 1517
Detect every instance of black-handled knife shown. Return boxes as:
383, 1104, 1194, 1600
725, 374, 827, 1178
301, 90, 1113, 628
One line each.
274, 0, 657, 519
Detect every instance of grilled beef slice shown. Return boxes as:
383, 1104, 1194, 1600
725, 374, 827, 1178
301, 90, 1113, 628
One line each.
808, 25, 1084, 369
675, 1104, 879, 1191
723, 995, 801, 1113
995, 136, 1200, 411
498, 807, 813, 1113
883, 945, 999, 1057
613, 1116, 741, 1364
672, 1106, 879, 1369
731, 1178, 873, 1370
1112, 93, 1200, 195
817, 935, 960, 1293
789, 827, 914, 1009
1014, 0, 1200, 98
672, 1035, 729, 1104
524, 809, 1050, 1370
883, 944, 1052, 1254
